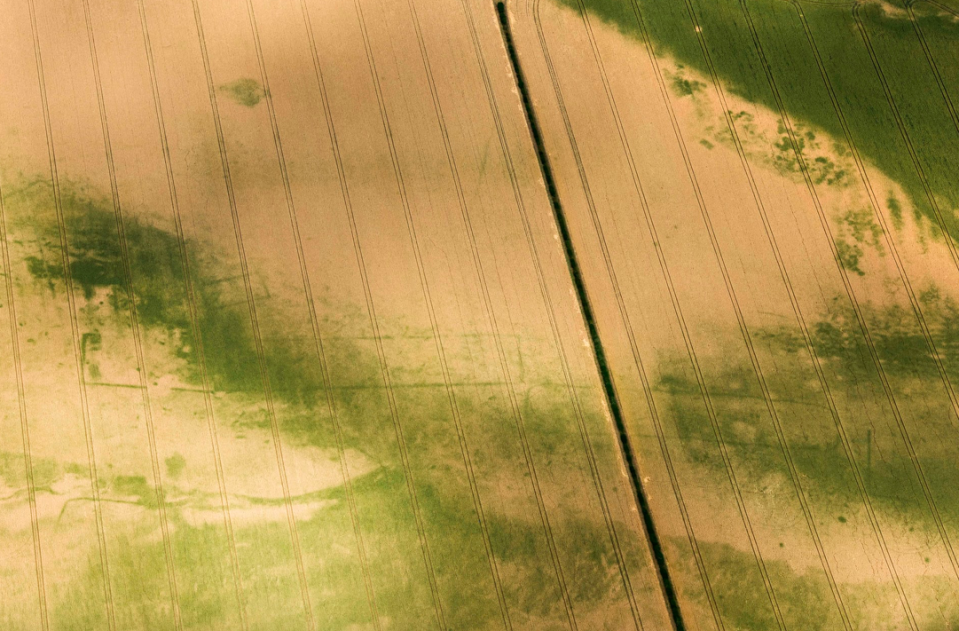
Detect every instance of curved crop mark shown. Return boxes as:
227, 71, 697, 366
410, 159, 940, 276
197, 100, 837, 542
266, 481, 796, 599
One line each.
294, 0, 384, 625
329, 0, 459, 627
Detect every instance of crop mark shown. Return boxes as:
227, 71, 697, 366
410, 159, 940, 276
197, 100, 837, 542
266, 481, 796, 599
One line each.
236, 0, 398, 625
393, 0, 546, 627
345, 2, 459, 629
251, 0, 530, 626
293, 0, 386, 624
497, 3, 685, 631
295, 8, 412, 627
26, 1, 117, 628
306, 0, 465, 627
777, 0, 959, 614
135, 0, 250, 626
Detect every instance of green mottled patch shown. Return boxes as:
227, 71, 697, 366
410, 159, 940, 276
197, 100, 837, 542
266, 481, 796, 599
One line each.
111, 475, 158, 508
0, 451, 62, 489
839, 207, 884, 253
887, 193, 904, 230
218, 78, 266, 107
670, 67, 707, 97
164, 453, 186, 480
835, 238, 866, 275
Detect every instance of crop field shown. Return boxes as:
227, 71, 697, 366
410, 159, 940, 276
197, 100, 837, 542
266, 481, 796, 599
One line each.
0, 0, 956, 629
513, 0, 959, 629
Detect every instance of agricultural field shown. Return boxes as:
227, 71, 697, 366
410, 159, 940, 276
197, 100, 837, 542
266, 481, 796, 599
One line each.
0, 0, 672, 628
0, 0, 956, 629
510, 0, 959, 629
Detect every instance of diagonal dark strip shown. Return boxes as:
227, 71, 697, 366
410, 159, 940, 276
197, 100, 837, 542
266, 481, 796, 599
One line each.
494, 3, 686, 630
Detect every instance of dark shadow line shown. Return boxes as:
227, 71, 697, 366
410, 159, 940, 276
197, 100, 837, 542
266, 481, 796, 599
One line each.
494, 4, 685, 630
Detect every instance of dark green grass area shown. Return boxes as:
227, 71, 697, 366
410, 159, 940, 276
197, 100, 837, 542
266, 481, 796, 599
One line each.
6, 176, 350, 408
557, 0, 959, 244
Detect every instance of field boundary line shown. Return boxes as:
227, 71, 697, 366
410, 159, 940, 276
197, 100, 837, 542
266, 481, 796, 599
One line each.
465, 5, 683, 629
501, 2, 696, 629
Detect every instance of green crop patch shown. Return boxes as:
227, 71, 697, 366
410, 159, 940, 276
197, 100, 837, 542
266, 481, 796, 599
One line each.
653, 288, 959, 525
5, 176, 367, 409
218, 78, 266, 107
0, 173, 648, 630
558, 0, 959, 244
